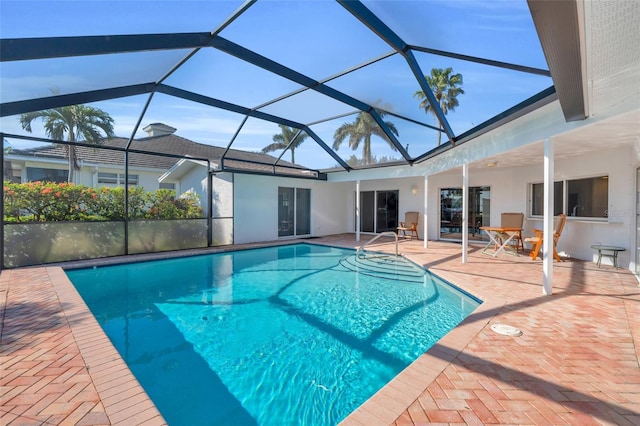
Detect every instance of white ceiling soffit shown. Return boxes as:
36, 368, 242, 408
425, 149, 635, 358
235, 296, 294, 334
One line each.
527, 0, 587, 122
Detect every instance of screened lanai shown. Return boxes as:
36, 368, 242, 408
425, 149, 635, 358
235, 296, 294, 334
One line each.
1, 0, 593, 267
1, 0, 560, 169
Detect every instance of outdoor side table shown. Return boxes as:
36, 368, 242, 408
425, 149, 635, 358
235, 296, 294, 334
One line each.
591, 244, 625, 268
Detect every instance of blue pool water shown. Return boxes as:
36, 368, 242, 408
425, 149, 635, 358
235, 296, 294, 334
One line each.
67, 243, 480, 425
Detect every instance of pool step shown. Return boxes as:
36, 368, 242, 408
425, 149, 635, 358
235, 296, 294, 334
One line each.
339, 253, 427, 284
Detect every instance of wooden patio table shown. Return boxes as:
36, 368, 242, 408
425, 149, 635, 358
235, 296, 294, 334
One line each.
479, 226, 522, 257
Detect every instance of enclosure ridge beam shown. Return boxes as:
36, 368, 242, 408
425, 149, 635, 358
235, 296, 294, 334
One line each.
274, 128, 304, 166
209, 35, 408, 164
411, 86, 558, 164
156, 84, 351, 171
210, 0, 257, 36
0, 83, 156, 117
368, 110, 412, 163
250, 50, 397, 113
207, 35, 394, 119
338, 0, 455, 146
409, 45, 551, 77
303, 127, 352, 172
156, 84, 303, 128
0, 33, 215, 62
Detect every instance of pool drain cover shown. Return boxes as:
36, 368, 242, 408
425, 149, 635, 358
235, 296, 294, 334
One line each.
491, 324, 523, 336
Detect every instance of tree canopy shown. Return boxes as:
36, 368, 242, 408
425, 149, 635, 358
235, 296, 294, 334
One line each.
332, 111, 398, 165
19, 104, 115, 182
414, 67, 464, 146
262, 125, 309, 164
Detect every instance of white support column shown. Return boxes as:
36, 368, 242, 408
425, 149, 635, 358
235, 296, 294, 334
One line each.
355, 180, 361, 242
423, 175, 428, 248
543, 138, 554, 295
462, 164, 469, 263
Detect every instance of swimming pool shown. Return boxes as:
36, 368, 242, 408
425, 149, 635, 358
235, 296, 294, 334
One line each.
67, 243, 480, 425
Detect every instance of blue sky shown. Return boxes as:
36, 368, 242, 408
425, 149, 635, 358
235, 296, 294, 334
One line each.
0, 0, 551, 169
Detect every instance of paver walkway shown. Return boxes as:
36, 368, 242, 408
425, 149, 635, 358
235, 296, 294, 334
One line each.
330, 237, 640, 425
1, 268, 164, 425
1, 235, 639, 425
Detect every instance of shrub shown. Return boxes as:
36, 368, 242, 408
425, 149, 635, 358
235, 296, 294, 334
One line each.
3, 180, 203, 222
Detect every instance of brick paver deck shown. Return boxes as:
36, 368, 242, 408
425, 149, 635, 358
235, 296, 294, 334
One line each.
1, 235, 639, 425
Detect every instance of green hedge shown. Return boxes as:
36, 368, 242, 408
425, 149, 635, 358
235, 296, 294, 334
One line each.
3, 180, 203, 222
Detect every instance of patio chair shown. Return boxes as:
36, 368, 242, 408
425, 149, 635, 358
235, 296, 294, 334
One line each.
397, 211, 419, 240
500, 212, 524, 253
524, 214, 567, 261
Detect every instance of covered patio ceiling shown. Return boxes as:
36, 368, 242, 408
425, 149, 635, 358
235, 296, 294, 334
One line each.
0, 0, 584, 175
462, 108, 640, 174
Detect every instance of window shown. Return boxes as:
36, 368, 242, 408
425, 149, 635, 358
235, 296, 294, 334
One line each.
98, 172, 139, 186
278, 187, 310, 237
127, 174, 139, 185
567, 176, 608, 218
159, 182, 176, 190
531, 181, 563, 216
4, 163, 21, 183
26, 167, 67, 183
530, 176, 608, 218
97, 172, 118, 185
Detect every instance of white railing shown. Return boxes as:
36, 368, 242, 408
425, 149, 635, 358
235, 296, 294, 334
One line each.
356, 231, 399, 257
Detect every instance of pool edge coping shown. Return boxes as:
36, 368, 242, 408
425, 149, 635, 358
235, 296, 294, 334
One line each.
46, 241, 496, 426
338, 296, 502, 425
47, 266, 167, 426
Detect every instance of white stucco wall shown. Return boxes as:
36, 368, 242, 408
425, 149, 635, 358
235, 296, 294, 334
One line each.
321, 100, 639, 269
518, 146, 636, 266
227, 140, 636, 267
419, 145, 636, 267
346, 177, 425, 238
178, 166, 208, 209
233, 174, 351, 244
212, 172, 233, 218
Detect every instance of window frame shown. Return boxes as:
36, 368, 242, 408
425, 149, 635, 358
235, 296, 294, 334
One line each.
278, 186, 311, 238
159, 182, 176, 190
529, 174, 609, 220
98, 172, 139, 186
26, 166, 68, 183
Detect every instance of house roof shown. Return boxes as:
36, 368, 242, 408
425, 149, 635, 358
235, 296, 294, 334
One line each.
9, 131, 317, 178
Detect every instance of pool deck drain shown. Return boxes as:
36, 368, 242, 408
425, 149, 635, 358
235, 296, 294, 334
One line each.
490, 323, 523, 336
1, 235, 639, 425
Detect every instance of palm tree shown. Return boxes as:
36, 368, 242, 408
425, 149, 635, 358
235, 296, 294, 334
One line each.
262, 125, 308, 164
414, 67, 464, 146
332, 111, 398, 165
19, 105, 115, 182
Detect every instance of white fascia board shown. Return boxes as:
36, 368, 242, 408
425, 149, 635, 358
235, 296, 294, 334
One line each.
6, 154, 68, 166
159, 158, 218, 182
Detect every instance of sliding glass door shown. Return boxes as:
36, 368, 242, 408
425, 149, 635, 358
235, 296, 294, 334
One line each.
439, 186, 490, 242
376, 190, 398, 232
360, 191, 375, 232
295, 188, 311, 235
358, 190, 399, 233
278, 187, 310, 237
